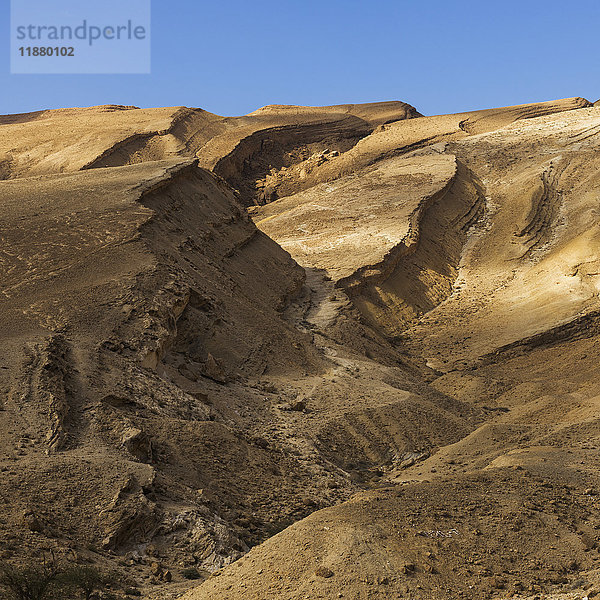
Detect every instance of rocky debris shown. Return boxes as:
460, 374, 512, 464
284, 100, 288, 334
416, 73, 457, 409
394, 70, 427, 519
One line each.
121, 427, 153, 462
392, 450, 430, 470
315, 566, 334, 578
178, 362, 200, 381
282, 395, 307, 412
154, 508, 249, 573
150, 561, 162, 576
21, 511, 43, 533
202, 354, 227, 384
99, 475, 159, 550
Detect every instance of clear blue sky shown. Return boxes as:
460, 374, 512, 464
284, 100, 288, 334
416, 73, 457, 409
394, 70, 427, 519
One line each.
2, 0, 599, 117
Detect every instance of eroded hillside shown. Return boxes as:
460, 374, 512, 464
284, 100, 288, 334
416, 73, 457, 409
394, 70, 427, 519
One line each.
1, 97, 600, 600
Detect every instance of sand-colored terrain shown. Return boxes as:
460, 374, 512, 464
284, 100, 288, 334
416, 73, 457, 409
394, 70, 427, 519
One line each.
1, 97, 600, 600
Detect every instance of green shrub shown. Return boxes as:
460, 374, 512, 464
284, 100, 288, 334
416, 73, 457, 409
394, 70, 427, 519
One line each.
0, 561, 61, 600
180, 567, 201, 580
0, 561, 111, 600
58, 566, 108, 600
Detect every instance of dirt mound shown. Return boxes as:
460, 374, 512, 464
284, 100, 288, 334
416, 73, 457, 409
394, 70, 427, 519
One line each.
186, 471, 599, 600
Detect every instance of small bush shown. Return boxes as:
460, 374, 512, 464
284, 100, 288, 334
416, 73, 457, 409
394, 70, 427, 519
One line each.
0, 560, 111, 600
180, 567, 201, 580
0, 561, 61, 600
58, 566, 108, 600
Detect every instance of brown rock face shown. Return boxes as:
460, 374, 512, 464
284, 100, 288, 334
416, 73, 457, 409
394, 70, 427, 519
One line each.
2, 97, 600, 600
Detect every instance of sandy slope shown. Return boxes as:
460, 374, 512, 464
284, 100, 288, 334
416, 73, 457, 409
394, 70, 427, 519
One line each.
2, 97, 600, 600
0, 140, 475, 596
0, 101, 419, 204
255, 154, 457, 280
185, 101, 600, 600
0, 159, 334, 578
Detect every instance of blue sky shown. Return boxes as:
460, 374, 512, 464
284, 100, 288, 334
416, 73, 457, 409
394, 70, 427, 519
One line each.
2, 0, 599, 117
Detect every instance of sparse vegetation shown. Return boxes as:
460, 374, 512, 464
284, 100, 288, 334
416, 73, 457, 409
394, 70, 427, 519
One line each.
0, 561, 110, 600
0, 561, 60, 600
180, 567, 202, 580
58, 565, 109, 600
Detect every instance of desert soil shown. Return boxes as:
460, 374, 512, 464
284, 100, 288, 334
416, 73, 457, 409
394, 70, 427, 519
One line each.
1, 97, 599, 600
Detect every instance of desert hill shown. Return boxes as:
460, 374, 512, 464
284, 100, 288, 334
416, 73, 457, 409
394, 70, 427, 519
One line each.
1, 97, 600, 600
